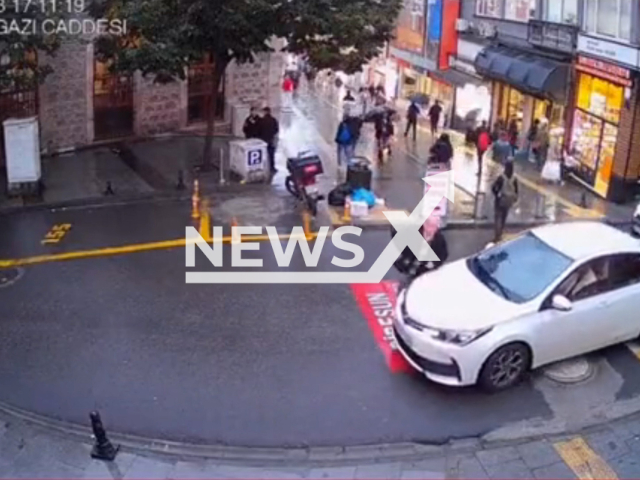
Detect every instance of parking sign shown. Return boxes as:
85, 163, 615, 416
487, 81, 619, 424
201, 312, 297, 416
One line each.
247, 149, 263, 168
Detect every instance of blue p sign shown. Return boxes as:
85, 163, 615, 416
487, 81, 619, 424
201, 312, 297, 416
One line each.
248, 149, 263, 167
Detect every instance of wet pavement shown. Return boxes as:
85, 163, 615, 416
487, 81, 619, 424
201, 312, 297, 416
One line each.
3, 207, 640, 447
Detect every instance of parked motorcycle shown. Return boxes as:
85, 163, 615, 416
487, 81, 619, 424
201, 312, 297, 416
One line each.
285, 151, 325, 216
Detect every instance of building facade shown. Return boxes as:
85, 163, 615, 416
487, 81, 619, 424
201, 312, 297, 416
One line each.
382, 0, 640, 202
0, 39, 285, 165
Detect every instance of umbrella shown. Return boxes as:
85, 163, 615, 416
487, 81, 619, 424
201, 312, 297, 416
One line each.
363, 105, 397, 123
409, 93, 430, 106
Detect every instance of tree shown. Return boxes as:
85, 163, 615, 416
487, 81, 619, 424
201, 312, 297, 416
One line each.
0, 1, 66, 93
90, 0, 402, 165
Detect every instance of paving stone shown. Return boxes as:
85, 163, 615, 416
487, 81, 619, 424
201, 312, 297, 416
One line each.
584, 429, 631, 461
516, 440, 562, 470
355, 462, 402, 479
625, 435, 640, 453
171, 460, 220, 479
481, 458, 534, 479
82, 453, 137, 479
123, 455, 175, 479
531, 461, 576, 479
476, 446, 521, 468
7, 461, 85, 479
208, 465, 278, 478
446, 455, 488, 479
606, 453, 640, 478
307, 466, 357, 479
253, 468, 309, 479
400, 469, 445, 479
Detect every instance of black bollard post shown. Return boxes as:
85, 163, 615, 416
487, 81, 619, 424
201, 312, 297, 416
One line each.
89, 411, 119, 461
176, 170, 186, 190
104, 182, 115, 196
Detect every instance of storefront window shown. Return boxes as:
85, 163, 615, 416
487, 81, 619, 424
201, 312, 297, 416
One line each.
476, 0, 502, 18
504, 0, 535, 22
577, 73, 623, 124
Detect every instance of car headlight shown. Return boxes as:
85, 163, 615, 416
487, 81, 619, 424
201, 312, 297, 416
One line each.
430, 327, 492, 346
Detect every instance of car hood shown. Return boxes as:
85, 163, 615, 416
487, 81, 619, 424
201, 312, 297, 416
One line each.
404, 259, 529, 331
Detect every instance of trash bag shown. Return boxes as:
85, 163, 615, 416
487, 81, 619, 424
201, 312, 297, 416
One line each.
352, 188, 376, 208
328, 182, 351, 207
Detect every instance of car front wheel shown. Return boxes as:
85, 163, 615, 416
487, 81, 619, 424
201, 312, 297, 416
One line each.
478, 343, 531, 392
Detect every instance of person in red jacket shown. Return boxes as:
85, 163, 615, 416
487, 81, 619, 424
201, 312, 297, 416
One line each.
282, 75, 294, 93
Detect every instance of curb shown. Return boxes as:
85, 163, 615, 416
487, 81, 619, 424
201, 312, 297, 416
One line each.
3, 398, 640, 467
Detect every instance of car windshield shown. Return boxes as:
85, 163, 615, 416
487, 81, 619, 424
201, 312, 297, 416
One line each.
467, 233, 573, 304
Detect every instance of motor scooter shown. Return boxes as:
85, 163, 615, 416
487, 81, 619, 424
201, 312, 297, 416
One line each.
285, 151, 324, 216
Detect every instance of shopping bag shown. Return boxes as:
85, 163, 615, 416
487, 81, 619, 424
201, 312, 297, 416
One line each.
541, 159, 562, 182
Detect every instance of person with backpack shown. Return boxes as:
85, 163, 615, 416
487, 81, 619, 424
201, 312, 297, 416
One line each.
404, 101, 421, 141
491, 160, 519, 242
335, 114, 354, 166
475, 120, 491, 174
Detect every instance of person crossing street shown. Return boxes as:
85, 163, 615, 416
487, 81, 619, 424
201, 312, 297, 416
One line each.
491, 160, 519, 242
404, 100, 420, 141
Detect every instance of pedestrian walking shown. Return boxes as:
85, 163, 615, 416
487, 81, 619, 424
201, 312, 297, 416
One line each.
491, 160, 519, 242
358, 87, 369, 116
259, 107, 279, 173
475, 120, 491, 175
533, 120, 550, 170
404, 101, 420, 141
527, 119, 540, 160
242, 107, 262, 139
345, 114, 363, 158
428, 100, 443, 138
508, 119, 519, 156
375, 112, 394, 163
335, 114, 354, 166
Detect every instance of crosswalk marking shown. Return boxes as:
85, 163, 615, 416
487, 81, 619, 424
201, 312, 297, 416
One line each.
554, 437, 618, 479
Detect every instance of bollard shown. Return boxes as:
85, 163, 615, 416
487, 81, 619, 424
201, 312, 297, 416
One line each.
219, 147, 226, 185
342, 196, 352, 223
104, 181, 115, 196
199, 199, 211, 240
191, 179, 200, 220
302, 211, 311, 238
231, 217, 240, 244
473, 192, 487, 220
534, 194, 547, 220
89, 411, 119, 461
176, 170, 186, 190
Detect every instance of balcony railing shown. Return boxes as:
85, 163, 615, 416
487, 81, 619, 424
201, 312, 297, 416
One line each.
528, 19, 578, 54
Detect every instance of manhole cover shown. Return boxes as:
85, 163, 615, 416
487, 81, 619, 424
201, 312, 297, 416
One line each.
543, 357, 595, 384
0, 268, 24, 288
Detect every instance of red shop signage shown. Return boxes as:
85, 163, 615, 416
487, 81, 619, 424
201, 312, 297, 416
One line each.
576, 56, 632, 86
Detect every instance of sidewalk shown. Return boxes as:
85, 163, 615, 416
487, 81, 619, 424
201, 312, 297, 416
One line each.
2, 401, 640, 478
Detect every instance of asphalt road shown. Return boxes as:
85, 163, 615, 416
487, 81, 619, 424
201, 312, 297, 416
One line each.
2, 199, 640, 447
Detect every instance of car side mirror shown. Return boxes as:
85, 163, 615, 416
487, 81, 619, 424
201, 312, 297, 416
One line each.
551, 295, 573, 312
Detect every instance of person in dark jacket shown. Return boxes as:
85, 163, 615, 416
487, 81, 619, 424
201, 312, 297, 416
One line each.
491, 160, 519, 242
259, 107, 279, 173
391, 216, 449, 280
374, 112, 394, 162
507, 119, 519, 156
242, 107, 261, 139
428, 100, 443, 137
429, 133, 453, 167
404, 101, 420, 141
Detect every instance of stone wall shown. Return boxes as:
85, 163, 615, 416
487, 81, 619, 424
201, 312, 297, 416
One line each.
38, 40, 92, 153
225, 48, 285, 110
133, 73, 187, 136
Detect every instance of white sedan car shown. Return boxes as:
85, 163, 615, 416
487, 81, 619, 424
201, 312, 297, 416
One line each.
393, 221, 640, 392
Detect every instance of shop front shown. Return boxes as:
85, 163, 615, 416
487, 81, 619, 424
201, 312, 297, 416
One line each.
567, 56, 632, 199
475, 45, 570, 149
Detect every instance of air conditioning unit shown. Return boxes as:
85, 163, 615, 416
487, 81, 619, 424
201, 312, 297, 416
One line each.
455, 19, 470, 32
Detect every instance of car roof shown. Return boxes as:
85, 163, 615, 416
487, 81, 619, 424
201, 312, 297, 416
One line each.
530, 221, 640, 260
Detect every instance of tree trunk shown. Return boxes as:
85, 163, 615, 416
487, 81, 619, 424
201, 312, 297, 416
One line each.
201, 56, 226, 166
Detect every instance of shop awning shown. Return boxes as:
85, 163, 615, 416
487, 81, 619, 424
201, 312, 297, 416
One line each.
429, 68, 484, 88
474, 46, 570, 103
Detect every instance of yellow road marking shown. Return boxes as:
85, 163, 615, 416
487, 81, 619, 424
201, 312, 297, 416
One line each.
41, 224, 72, 245
0, 232, 320, 269
554, 437, 618, 479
